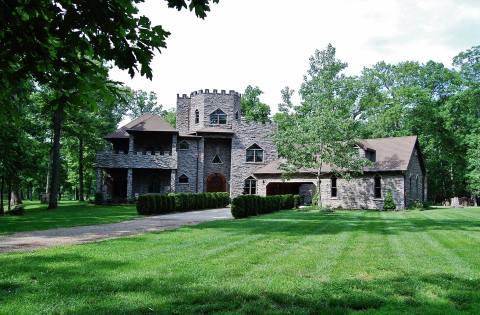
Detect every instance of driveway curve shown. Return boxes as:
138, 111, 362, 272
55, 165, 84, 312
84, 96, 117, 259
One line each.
0, 208, 232, 253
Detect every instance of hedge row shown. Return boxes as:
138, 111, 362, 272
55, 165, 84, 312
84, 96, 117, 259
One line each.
231, 194, 300, 219
137, 192, 230, 215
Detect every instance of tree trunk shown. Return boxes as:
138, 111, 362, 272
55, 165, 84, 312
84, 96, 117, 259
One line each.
316, 173, 322, 209
10, 181, 22, 206
78, 137, 84, 201
48, 107, 63, 209
0, 176, 4, 215
7, 181, 12, 211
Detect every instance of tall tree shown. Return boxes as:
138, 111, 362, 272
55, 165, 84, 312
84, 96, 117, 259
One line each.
275, 44, 368, 208
0, 0, 218, 209
240, 85, 271, 123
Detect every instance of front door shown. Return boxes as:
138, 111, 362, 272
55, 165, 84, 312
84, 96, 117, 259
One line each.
206, 173, 227, 192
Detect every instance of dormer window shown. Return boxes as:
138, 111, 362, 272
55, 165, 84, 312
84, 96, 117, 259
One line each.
246, 144, 264, 163
195, 109, 199, 124
210, 109, 227, 125
178, 140, 189, 150
365, 150, 376, 162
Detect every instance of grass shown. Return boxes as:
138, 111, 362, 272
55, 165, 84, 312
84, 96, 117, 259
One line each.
0, 201, 137, 235
0, 207, 479, 314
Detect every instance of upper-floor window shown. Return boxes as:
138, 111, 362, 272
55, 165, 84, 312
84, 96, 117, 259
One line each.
235, 111, 239, 120
210, 109, 227, 124
179, 174, 189, 184
374, 175, 381, 198
244, 176, 257, 195
331, 176, 337, 197
195, 109, 199, 124
178, 140, 189, 150
246, 144, 264, 163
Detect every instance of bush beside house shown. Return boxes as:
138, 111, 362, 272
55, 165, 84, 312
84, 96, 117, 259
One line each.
137, 192, 229, 215
231, 194, 299, 219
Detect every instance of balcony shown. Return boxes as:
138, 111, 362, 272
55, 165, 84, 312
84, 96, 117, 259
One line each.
96, 150, 177, 169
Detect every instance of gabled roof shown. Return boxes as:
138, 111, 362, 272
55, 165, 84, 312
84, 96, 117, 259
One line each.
254, 135, 421, 175
105, 114, 176, 139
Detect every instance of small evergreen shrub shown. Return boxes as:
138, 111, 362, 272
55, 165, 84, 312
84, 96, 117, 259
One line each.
7, 204, 25, 216
293, 195, 301, 208
383, 192, 396, 211
94, 192, 103, 205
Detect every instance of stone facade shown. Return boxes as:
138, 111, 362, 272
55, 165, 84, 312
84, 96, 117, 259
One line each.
96, 88, 425, 210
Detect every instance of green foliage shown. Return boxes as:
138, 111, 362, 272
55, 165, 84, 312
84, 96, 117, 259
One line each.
274, 44, 369, 208
383, 192, 396, 211
231, 194, 295, 219
137, 192, 229, 215
293, 195, 301, 208
240, 85, 271, 123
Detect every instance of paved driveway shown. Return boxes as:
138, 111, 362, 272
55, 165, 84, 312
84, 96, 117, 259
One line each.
0, 208, 232, 253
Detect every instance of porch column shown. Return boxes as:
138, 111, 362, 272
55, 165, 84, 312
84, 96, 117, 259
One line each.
127, 168, 133, 199
128, 135, 134, 153
170, 169, 176, 193
96, 168, 103, 193
197, 137, 204, 192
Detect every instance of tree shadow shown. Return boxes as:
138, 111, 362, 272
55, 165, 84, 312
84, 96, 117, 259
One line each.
191, 209, 480, 237
1, 250, 478, 314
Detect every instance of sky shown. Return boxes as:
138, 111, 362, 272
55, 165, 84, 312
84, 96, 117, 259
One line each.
109, 0, 480, 113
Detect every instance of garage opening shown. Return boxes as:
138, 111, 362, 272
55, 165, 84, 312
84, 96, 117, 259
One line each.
266, 182, 316, 205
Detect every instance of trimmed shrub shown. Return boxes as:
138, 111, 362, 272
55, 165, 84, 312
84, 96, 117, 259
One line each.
231, 194, 296, 219
383, 192, 396, 211
137, 192, 230, 215
293, 195, 301, 208
6, 204, 25, 216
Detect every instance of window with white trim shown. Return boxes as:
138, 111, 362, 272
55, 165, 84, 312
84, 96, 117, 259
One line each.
209, 109, 227, 124
244, 176, 257, 195
246, 144, 264, 163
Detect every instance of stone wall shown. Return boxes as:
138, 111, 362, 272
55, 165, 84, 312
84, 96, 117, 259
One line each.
256, 173, 405, 210
176, 137, 200, 193
176, 95, 191, 134
405, 145, 425, 207
230, 119, 278, 197
203, 138, 232, 191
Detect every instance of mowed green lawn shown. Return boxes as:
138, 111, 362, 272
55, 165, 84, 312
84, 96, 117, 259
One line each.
1, 207, 479, 314
0, 201, 137, 235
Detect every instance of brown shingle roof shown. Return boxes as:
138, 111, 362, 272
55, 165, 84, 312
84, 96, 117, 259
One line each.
105, 114, 176, 139
254, 135, 420, 175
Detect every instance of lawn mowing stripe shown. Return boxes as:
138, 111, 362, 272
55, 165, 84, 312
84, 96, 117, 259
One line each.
403, 211, 475, 277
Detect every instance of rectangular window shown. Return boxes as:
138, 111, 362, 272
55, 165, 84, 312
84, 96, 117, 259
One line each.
244, 178, 257, 195
331, 177, 337, 197
374, 176, 381, 198
246, 150, 255, 162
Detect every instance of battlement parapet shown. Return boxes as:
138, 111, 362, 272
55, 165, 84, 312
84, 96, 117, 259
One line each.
180, 89, 241, 98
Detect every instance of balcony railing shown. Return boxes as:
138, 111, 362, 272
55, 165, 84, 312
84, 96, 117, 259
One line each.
96, 151, 177, 169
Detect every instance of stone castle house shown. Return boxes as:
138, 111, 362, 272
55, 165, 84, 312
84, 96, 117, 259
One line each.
96, 89, 426, 210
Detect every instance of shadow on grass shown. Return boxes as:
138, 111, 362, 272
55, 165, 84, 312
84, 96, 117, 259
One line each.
192, 208, 480, 237
0, 251, 478, 314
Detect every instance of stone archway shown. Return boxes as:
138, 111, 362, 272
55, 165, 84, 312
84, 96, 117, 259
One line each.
206, 173, 227, 192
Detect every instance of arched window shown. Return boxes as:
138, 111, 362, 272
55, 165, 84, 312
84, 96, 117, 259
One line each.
179, 174, 189, 184
331, 176, 337, 198
374, 175, 381, 198
212, 154, 223, 164
195, 109, 199, 124
178, 140, 189, 150
246, 144, 264, 163
244, 176, 257, 195
209, 109, 227, 124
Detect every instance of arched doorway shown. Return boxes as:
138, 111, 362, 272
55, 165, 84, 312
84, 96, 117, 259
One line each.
206, 173, 227, 192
